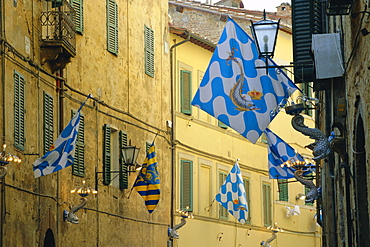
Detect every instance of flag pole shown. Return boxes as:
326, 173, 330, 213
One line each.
152, 131, 160, 144
77, 94, 93, 111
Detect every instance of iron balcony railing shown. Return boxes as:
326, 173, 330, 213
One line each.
40, 0, 76, 56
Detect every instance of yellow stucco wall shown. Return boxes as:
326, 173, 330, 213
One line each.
171, 24, 321, 246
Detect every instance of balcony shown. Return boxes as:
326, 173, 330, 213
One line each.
40, 0, 76, 72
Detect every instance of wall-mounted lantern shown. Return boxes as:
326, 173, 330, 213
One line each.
0, 144, 22, 179
63, 180, 97, 224
250, 10, 280, 74
95, 146, 141, 190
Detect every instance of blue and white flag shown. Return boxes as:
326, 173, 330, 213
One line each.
33, 95, 91, 178
215, 162, 248, 224
265, 128, 313, 179
191, 17, 298, 143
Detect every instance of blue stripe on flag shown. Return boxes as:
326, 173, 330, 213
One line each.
191, 17, 298, 143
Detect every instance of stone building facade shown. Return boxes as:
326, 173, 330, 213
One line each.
0, 0, 171, 246
292, 0, 370, 246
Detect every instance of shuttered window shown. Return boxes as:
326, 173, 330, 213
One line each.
243, 178, 251, 223
106, 0, 118, 55
218, 120, 228, 129
144, 25, 154, 77
47, 0, 63, 8
180, 70, 192, 115
278, 179, 288, 201
43, 92, 54, 154
180, 160, 193, 211
71, 0, 84, 34
14, 71, 25, 150
262, 183, 272, 226
305, 186, 314, 206
72, 110, 85, 177
103, 124, 112, 185
219, 171, 228, 219
119, 130, 128, 189
292, 0, 323, 83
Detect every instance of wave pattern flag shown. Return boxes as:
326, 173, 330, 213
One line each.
265, 128, 313, 179
134, 143, 160, 213
215, 162, 248, 224
33, 95, 91, 178
191, 18, 298, 143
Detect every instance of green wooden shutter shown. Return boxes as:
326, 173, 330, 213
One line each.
71, 0, 84, 34
107, 0, 118, 55
243, 178, 251, 223
218, 120, 228, 129
180, 70, 192, 115
43, 92, 54, 154
180, 160, 193, 211
14, 70, 25, 150
119, 130, 128, 190
146, 142, 151, 154
305, 186, 314, 206
278, 179, 288, 201
144, 25, 154, 77
103, 124, 111, 185
72, 110, 85, 177
219, 171, 228, 219
292, 0, 322, 83
262, 183, 272, 226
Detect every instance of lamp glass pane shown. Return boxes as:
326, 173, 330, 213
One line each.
121, 146, 140, 166
253, 20, 279, 56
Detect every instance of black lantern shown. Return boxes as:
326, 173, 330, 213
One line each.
250, 10, 280, 73
121, 146, 140, 166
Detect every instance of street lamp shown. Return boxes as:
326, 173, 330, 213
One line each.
121, 146, 140, 167
95, 146, 141, 191
0, 144, 22, 179
250, 10, 280, 74
63, 180, 97, 224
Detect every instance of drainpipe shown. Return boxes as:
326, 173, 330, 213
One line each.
169, 32, 190, 244
0, 0, 5, 244
56, 69, 64, 246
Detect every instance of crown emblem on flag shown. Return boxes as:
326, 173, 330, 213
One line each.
247, 89, 263, 100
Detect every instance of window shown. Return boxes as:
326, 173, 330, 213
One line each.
71, 0, 84, 34
72, 110, 85, 177
243, 178, 251, 223
180, 160, 193, 211
218, 120, 228, 129
262, 183, 272, 226
47, 0, 63, 8
107, 0, 118, 55
305, 186, 314, 206
180, 70, 192, 115
43, 92, 54, 154
103, 124, 128, 189
278, 179, 288, 201
292, 0, 323, 83
219, 171, 228, 219
14, 70, 25, 150
144, 25, 154, 77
